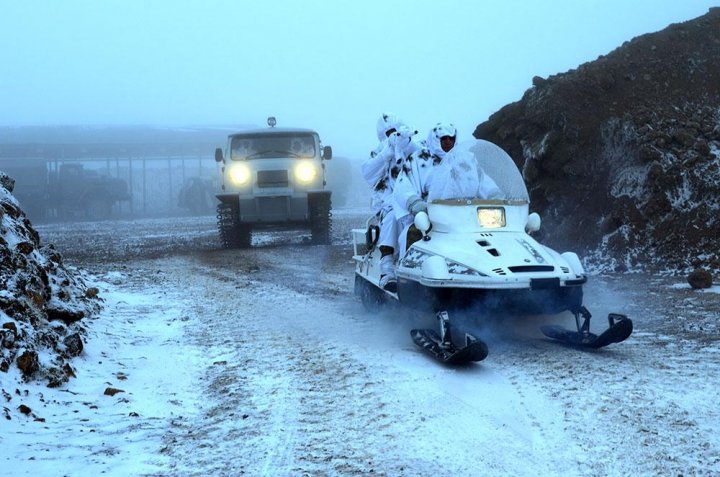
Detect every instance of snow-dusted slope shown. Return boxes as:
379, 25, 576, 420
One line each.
475, 8, 720, 272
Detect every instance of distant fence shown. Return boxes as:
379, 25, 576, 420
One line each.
1, 142, 371, 221
0, 147, 221, 220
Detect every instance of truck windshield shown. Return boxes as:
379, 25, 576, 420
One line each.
230, 133, 316, 160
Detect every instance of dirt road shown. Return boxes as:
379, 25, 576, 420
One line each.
31, 212, 720, 476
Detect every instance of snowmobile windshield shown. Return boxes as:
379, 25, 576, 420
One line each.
230, 134, 317, 160
459, 139, 529, 202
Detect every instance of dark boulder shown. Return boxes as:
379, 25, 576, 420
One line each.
63, 332, 84, 358
16, 350, 39, 377
687, 268, 713, 289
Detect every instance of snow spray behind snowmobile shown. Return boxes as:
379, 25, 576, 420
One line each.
351, 139, 632, 365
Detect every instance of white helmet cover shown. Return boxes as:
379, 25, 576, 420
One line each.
426, 122, 457, 156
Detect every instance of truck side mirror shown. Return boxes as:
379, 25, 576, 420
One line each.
322, 146, 332, 160
215, 148, 224, 163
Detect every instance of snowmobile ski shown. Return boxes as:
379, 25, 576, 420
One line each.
411, 329, 489, 364
541, 313, 633, 349
411, 311, 488, 364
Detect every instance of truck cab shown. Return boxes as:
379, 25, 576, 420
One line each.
214, 118, 333, 247
49, 163, 131, 220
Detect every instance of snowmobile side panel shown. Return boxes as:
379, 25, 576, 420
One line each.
355, 273, 388, 312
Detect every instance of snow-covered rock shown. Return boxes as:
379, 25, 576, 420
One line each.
1, 169, 101, 387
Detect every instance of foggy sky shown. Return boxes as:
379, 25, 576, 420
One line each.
1, 0, 717, 159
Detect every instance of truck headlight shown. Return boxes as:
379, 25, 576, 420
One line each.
477, 207, 505, 228
294, 161, 317, 184
228, 163, 251, 186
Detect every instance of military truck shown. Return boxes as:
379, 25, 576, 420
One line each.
0, 159, 130, 221
48, 163, 130, 220
214, 118, 333, 248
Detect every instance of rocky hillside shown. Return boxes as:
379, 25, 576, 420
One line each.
1, 171, 101, 388
474, 8, 720, 272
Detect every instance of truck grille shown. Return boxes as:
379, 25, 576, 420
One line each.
257, 170, 288, 187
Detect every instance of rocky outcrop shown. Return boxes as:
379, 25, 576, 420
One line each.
474, 8, 720, 272
1, 169, 101, 387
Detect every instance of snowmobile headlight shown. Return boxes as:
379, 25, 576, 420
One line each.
294, 161, 317, 184
477, 207, 506, 228
228, 163, 252, 186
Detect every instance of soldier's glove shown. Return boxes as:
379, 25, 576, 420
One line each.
394, 126, 417, 147
407, 196, 427, 216
386, 131, 400, 147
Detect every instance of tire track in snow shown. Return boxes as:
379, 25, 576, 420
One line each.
158, 257, 402, 476
191, 251, 588, 475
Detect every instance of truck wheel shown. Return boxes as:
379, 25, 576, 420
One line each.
217, 201, 251, 248
309, 192, 332, 245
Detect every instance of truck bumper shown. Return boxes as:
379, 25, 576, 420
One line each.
238, 194, 309, 222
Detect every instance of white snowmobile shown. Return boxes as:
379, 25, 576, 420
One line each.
351, 139, 632, 365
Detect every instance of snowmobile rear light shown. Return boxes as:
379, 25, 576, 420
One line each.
476, 207, 505, 228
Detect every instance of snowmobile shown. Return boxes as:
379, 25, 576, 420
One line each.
351, 139, 632, 365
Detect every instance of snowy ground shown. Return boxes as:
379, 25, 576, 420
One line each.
2, 210, 719, 476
